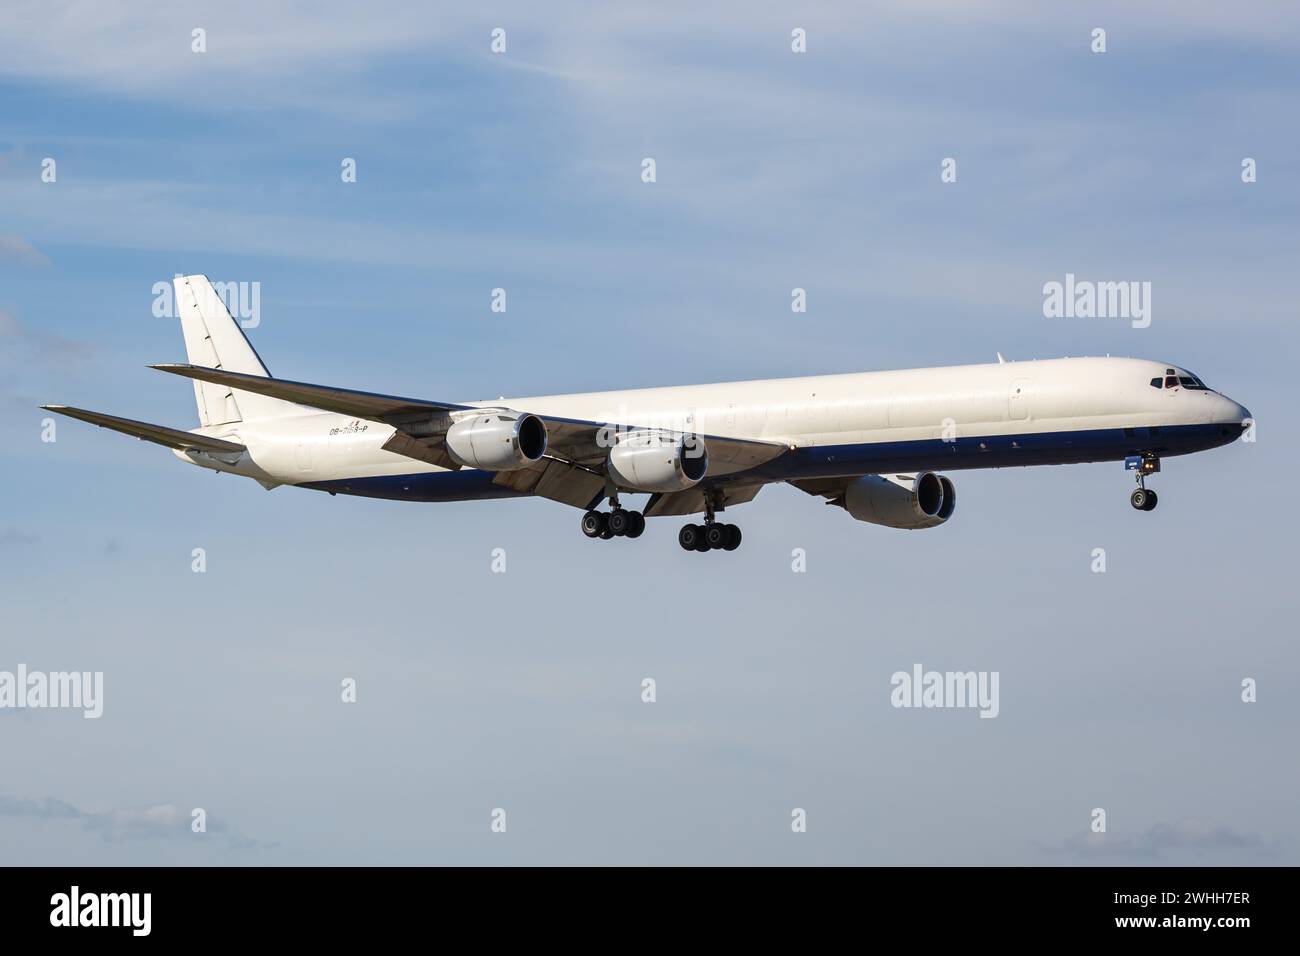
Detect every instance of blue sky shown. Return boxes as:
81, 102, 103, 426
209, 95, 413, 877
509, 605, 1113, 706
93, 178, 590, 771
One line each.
1, 1, 1297, 864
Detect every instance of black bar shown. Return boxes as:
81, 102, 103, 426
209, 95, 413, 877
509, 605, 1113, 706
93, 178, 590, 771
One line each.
0, 866, 1283, 941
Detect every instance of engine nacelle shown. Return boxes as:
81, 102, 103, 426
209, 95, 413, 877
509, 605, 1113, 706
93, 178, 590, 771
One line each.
843, 472, 956, 529
606, 430, 708, 493
445, 411, 547, 471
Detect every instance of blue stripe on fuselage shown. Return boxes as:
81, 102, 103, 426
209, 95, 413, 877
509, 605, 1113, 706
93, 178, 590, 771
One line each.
749, 420, 1242, 482
299, 422, 1243, 502
300, 468, 527, 502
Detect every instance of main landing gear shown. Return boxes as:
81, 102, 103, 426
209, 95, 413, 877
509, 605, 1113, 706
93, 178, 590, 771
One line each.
581, 487, 645, 540
1126, 454, 1160, 512
581, 507, 645, 540
581, 486, 744, 553
678, 487, 742, 553
678, 521, 741, 553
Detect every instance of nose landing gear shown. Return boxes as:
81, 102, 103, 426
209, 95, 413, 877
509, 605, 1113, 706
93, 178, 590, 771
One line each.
1130, 487, 1158, 511
1125, 455, 1160, 511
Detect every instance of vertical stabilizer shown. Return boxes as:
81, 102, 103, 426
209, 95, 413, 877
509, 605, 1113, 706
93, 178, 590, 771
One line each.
173, 274, 285, 425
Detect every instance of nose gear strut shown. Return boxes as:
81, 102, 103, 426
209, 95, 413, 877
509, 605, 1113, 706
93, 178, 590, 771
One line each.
1125, 454, 1160, 512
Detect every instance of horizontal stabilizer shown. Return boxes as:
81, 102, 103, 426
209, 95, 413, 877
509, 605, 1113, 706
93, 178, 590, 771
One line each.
40, 405, 246, 455
151, 364, 467, 421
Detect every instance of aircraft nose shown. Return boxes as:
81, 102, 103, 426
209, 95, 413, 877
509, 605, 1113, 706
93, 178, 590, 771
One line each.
1217, 395, 1251, 427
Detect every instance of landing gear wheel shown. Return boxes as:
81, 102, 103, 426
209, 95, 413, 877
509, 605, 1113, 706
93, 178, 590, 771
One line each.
723, 524, 742, 551
625, 512, 646, 538
704, 523, 729, 550
678, 523, 703, 551
600, 525, 615, 540
1130, 488, 1149, 511
581, 510, 605, 538
1142, 490, 1158, 511
607, 508, 630, 536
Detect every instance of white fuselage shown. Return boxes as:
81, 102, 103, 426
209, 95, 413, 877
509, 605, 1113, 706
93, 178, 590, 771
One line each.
177, 356, 1250, 498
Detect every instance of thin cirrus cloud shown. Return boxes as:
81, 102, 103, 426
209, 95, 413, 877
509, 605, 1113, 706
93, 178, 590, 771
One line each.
0, 308, 94, 363
0, 791, 275, 851
2, 3, 1291, 315
0, 526, 40, 549
1054, 820, 1280, 861
2, 2, 1297, 108
0, 234, 51, 269
0, 1, 445, 99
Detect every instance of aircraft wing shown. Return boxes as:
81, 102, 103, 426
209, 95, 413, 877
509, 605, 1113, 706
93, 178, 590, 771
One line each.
41, 405, 246, 455
643, 481, 764, 518
530, 414, 786, 476
151, 364, 789, 506
151, 364, 469, 419
490, 457, 609, 510
787, 476, 853, 505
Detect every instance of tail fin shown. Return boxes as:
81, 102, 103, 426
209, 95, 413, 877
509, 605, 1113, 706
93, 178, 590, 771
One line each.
174, 274, 288, 425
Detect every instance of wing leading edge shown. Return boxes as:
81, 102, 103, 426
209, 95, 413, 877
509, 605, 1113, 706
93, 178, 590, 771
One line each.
150, 364, 468, 419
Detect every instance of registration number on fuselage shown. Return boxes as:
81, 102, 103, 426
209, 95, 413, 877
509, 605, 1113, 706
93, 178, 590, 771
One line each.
329, 420, 370, 436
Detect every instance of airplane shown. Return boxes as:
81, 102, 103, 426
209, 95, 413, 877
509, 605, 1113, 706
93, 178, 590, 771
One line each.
43, 275, 1252, 554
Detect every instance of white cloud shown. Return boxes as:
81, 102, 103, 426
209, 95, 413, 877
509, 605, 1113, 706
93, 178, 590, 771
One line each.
0, 235, 51, 269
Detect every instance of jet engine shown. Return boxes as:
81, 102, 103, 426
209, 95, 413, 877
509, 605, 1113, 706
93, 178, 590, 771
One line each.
606, 430, 708, 493
842, 472, 955, 529
445, 411, 547, 471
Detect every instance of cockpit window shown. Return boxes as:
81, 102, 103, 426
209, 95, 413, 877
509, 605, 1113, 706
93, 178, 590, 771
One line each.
1151, 369, 1211, 390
